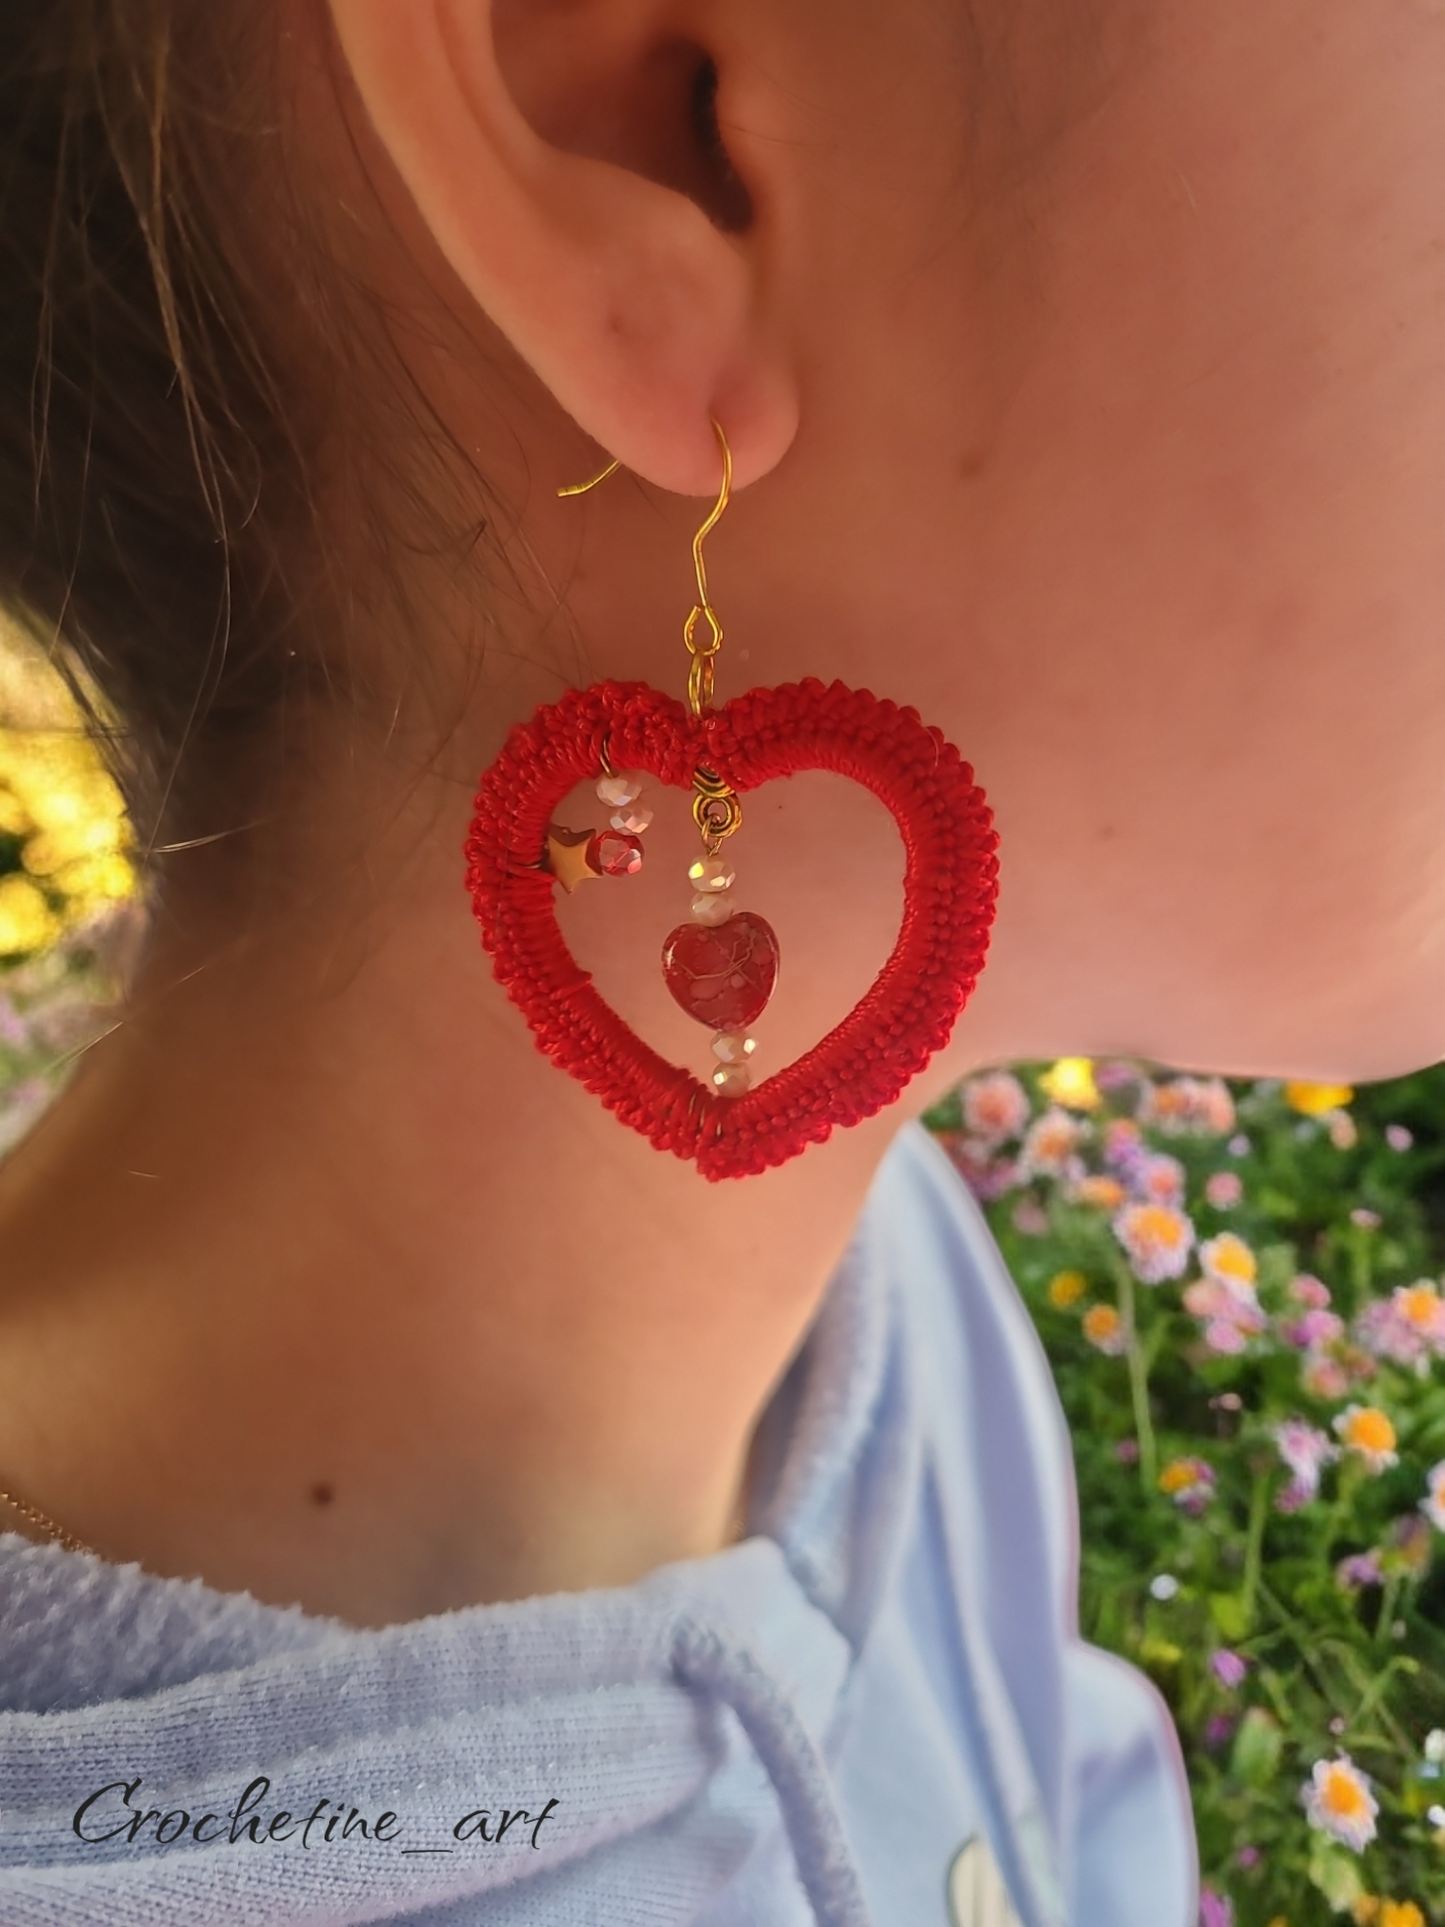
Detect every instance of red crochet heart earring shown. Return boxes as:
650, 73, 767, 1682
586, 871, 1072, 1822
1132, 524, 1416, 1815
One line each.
464, 422, 999, 1180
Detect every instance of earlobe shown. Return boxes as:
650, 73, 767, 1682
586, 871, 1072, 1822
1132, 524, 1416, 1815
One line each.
327, 0, 798, 493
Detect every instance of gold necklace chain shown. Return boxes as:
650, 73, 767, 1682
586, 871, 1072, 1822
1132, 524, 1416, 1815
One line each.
0, 1482, 95, 1557
1, 1481, 746, 1562
2, 1479, 742, 1564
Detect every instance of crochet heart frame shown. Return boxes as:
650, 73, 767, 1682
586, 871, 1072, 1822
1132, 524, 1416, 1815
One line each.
465, 677, 998, 1180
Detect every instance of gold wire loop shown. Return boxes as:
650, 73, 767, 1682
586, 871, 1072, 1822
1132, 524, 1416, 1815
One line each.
682, 602, 724, 658
682, 421, 732, 716
687, 658, 706, 715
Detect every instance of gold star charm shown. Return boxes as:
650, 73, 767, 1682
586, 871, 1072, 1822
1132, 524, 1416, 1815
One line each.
543, 823, 600, 894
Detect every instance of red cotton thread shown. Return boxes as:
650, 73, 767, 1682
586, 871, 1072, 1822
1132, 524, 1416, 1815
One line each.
464, 679, 998, 1180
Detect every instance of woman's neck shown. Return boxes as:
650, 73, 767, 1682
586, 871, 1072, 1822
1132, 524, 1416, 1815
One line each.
0, 729, 949, 1625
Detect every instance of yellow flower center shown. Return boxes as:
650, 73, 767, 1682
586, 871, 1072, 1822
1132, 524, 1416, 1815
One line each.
1321, 1764, 1369, 1818
1344, 1410, 1396, 1456
1083, 1305, 1121, 1343
1078, 1176, 1125, 1210
1400, 1286, 1439, 1327
1131, 1205, 1187, 1248
1209, 1236, 1257, 1285
1048, 1271, 1087, 1309
1158, 1461, 1199, 1495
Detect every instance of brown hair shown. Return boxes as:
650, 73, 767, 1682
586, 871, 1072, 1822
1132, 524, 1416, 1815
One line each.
0, 1, 311, 850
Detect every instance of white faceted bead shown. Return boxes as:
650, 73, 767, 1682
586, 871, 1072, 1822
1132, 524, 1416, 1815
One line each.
610, 803, 653, 834
711, 1031, 756, 1064
688, 854, 736, 892
711, 1063, 751, 1098
690, 891, 735, 926
596, 770, 644, 807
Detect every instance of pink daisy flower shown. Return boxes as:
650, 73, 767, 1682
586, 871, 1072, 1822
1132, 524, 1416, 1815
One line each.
1133, 1153, 1186, 1206
1183, 1277, 1267, 1354
961, 1070, 1030, 1144
1198, 1233, 1258, 1290
1356, 1282, 1445, 1366
1103, 1117, 1145, 1171
1112, 1201, 1195, 1285
1289, 1274, 1332, 1309
940, 1136, 1021, 1203
1335, 1550, 1384, 1590
1332, 1404, 1399, 1473
1302, 1755, 1378, 1853
1303, 1355, 1358, 1401
1274, 1420, 1337, 1505
1199, 1888, 1234, 1927
1204, 1170, 1243, 1209
1280, 1308, 1345, 1353
1020, 1107, 1084, 1180
1158, 1456, 1216, 1516
1082, 1304, 1128, 1356
1209, 1650, 1248, 1689
1139, 1075, 1235, 1136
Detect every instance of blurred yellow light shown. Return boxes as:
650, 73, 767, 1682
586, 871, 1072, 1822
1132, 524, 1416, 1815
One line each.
1039, 1056, 1101, 1111
23, 817, 124, 878
1285, 1080, 1355, 1116
0, 787, 29, 837
51, 852, 135, 904
1378, 1905, 1425, 1927
0, 626, 137, 960
0, 875, 60, 955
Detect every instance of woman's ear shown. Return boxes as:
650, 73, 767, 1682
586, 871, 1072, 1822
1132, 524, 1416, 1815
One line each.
326, 0, 799, 493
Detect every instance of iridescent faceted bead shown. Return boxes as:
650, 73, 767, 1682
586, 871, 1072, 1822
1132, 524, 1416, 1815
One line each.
711, 1063, 751, 1098
609, 803, 653, 835
711, 1031, 756, 1064
596, 770, 644, 808
688, 854, 736, 892
690, 891, 735, 926
589, 831, 644, 877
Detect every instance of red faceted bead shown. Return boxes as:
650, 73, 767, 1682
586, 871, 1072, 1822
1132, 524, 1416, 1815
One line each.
661, 912, 780, 1031
589, 830, 644, 877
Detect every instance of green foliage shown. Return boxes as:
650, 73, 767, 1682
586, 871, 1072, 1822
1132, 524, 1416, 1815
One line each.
926, 1063, 1445, 1927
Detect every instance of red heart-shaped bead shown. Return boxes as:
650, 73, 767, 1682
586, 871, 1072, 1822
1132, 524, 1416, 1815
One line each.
465, 678, 997, 1180
661, 912, 781, 1031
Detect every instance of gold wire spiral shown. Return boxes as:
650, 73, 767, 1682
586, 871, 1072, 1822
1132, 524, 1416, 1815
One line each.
692, 766, 742, 850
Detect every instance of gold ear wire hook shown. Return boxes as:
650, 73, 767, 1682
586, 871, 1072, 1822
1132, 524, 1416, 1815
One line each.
556, 420, 732, 715
556, 458, 621, 499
